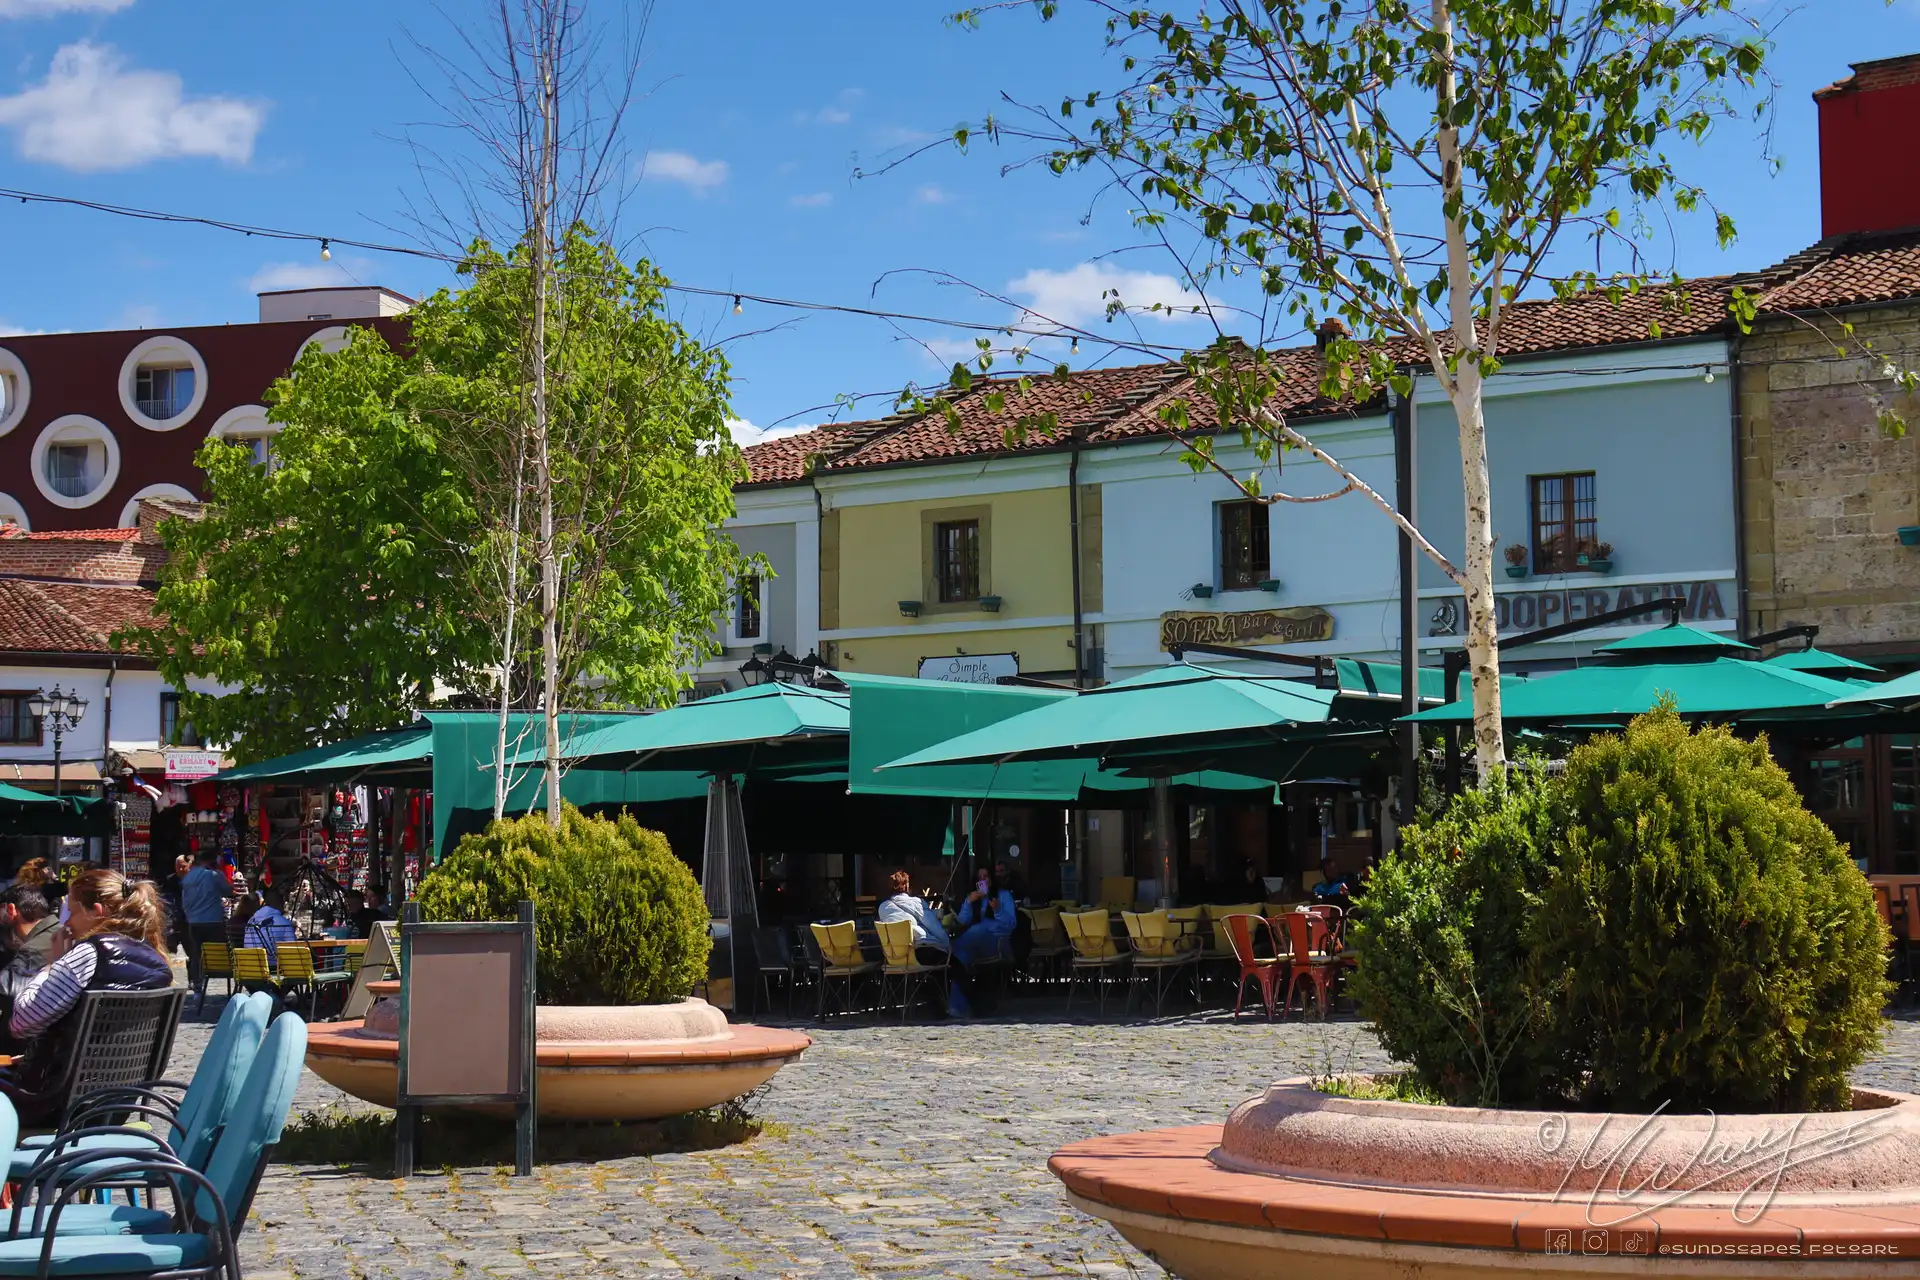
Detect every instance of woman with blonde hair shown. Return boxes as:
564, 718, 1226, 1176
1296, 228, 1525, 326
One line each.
3, 869, 172, 1124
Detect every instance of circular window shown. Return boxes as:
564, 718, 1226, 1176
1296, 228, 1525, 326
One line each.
303, 325, 350, 357
31, 416, 121, 509
0, 491, 28, 531
0, 347, 28, 438
118, 335, 209, 431
118, 483, 197, 528
209, 403, 280, 469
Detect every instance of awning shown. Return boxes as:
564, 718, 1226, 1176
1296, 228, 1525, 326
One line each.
0, 782, 58, 806
879, 662, 1338, 771
214, 724, 435, 786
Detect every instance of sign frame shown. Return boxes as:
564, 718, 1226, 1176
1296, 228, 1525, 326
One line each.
162, 749, 221, 781
1158, 607, 1335, 652
395, 900, 537, 1176
918, 652, 1020, 684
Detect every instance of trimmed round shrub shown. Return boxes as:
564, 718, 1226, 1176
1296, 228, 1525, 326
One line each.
1350, 764, 1571, 1108
1531, 709, 1889, 1113
416, 805, 710, 1006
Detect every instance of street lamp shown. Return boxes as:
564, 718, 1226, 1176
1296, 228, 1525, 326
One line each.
26, 685, 88, 797
737, 654, 771, 687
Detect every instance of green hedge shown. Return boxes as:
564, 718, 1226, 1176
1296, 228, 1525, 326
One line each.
1354, 709, 1889, 1112
417, 805, 710, 1006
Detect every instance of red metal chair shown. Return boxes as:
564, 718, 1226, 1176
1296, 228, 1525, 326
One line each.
1277, 908, 1342, 1018
1221, 913, 1286, 1022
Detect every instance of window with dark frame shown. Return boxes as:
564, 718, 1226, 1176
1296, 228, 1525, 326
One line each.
933, 519, 981, 602
1218, 500, 1272, 590
159, 692, 203, 748
734, 575, 763, 642
1529, 472, 1598, 573
0, 694, 42, 746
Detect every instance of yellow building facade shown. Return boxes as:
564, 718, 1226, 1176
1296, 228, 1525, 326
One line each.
816, 455, 1101, 683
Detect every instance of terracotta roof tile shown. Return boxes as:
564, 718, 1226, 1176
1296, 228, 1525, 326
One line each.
1751, 229, 1920, 313
740, 425, 866, 486
0, 527, 141, 543
0, 579, 161, 655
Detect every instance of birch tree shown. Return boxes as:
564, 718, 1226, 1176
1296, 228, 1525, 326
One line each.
946, 0, 1767, 781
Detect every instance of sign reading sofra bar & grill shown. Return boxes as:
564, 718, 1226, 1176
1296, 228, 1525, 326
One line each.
1425, 578, 1730, 639
1160, 607, 1335, 652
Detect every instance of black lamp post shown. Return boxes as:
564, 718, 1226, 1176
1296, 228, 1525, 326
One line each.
737, 654, 771, 687
27, 685, 88, 797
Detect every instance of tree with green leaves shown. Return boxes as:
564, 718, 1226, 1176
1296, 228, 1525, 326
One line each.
944, 0, 1770, 782
126, 228, 746, 769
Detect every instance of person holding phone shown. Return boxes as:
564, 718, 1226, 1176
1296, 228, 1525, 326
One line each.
952, 863, 1016, 967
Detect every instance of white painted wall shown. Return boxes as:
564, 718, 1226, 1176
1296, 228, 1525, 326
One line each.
0, 663, 226, 768
687, 483, 821, 694
1087, 413, 1402, 681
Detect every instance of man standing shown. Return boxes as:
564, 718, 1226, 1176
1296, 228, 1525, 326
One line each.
180, 849, 231, 996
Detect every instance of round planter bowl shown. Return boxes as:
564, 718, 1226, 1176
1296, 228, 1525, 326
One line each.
306, 984, 810, 1121
1052, 1078, 1920, 1278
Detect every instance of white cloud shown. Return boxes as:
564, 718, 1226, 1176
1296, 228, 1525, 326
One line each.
0, 319, 47, 336
0, 42, 262, 172
247, 257, 373, 293
0, 0, 134, 14
915, 184, 953, 205
641, 149, 728, 193
788, 191, 832, 208
796, 88, 861, 127
729, 419, 811, 447
1008, 262, 1206, 327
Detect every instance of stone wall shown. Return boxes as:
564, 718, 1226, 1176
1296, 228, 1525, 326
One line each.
1740, 303, 1920, 653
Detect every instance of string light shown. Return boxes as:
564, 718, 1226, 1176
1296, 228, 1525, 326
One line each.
733, 295, 743, 315
319, 239, 331, 262
1071, 338, 1080, 354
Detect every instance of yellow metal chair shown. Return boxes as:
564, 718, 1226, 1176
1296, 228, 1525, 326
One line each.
875, 918, 946, 1021
230, 946, 280, 1001
1062, 908, 1130, 1014
1021, 905, 1071, 985
808, 921, 880, 1020
1097, 876, 1137, 912
277, 942, 354, 1020
1122, 909, 1202, 1015
195, 942, 234, 1013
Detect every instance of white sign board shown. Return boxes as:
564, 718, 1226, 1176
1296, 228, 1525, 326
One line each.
918, 653, 1019, 684
164, 750, 221, 780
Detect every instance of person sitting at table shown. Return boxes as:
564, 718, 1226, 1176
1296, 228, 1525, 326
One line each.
226, 892, 261, 949
953, 863, 1017, 967
877, 870, 951, 966
0, 884, 59, 1052
243, 893, 299, 967
4, 869, 172, 1126
1310, 856, 1353, 908
345, 889, 387, 939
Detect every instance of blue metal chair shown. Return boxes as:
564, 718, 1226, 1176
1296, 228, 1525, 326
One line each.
0, 1013, 307, 1278
6, 994, 272, 1239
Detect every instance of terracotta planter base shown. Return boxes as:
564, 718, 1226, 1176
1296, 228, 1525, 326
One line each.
309, 990, 808, 1121
1052, 1082, 1920, 1278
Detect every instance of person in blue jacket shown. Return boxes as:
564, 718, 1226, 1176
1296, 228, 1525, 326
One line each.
953, 863, 1016, 967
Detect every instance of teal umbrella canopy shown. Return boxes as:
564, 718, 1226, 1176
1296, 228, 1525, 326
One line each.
0, 781, 58, 806
520, 682, 849, 775
1829, 666, 1920, 711
880, 662, 1338, 770
1592, 622, 1754, 661
1764, 647, 1884, 677
214, 724, 434, 786
1406, 656, 1858, 725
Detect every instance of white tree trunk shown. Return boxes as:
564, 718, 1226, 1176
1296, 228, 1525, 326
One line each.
533, 31, 563, 829
1434, 0, 1506, 781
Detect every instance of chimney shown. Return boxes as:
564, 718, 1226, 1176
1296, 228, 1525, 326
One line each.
1815, 54, 1920, 239
1315, 317, 1351, 399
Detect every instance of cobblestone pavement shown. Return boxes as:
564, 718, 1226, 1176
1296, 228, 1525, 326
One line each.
161, 998, 1920, 1280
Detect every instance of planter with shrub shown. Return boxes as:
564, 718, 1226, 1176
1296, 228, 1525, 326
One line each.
305, 805, 810, 1120
1051, 710, 1916, 1276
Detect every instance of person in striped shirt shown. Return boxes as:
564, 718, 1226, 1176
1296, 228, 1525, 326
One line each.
3, 869, 172, 1125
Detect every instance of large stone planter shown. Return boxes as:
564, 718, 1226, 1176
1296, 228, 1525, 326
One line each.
1051, 1078, 1920, 1277
306, 982, 810, 1121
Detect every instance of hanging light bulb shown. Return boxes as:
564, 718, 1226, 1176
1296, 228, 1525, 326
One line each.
733, 295, 743, 315
319, 239, 332, 262
1071, 337, 1080, 354
1703, 367, 1716, 384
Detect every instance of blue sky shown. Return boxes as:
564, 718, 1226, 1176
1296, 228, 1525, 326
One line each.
1, 0, 1918, 439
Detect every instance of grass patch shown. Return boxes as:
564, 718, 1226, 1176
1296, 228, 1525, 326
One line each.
276, 1088, 772, 1172
1315, 1071, 1449, 1106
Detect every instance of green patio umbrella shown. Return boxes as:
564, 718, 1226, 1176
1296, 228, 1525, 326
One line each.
518, 681, 849, 776
1829, 667, 1920, 711
1763, 647, 1885, 677
215, 723, 435, 786
0, 781, 58, 806
1406, 624, 1859, 726
880, 662, 1339, 770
